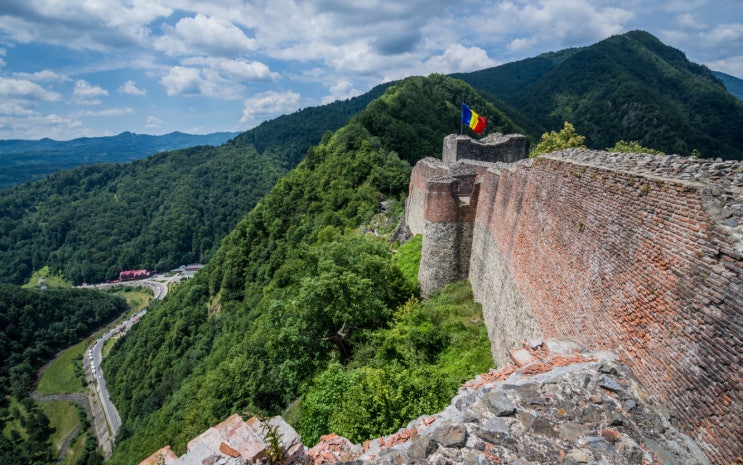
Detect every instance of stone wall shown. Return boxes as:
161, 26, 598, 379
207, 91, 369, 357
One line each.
417, 167, 480, 297
464, 150, 742, 464
443, 133, 527, 163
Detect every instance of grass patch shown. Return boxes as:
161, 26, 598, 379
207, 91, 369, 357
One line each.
39, 400, 79, 453
23, 265, 72, 289
60, 431, 88, 465
392, 234, 421, 288
36, 338, 89, 395
110, 286, 153, 314
103, 333, 124, 357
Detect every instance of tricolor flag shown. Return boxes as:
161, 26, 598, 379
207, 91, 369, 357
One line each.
461, 103, 487, 135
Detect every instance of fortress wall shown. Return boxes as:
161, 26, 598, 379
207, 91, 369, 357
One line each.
418, 176, 479, 297
470, 165, 543, 363
470, 153, 742, 464
406, 157, 452, 236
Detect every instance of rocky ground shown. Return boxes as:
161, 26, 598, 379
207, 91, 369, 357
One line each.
139, 338, 712, 465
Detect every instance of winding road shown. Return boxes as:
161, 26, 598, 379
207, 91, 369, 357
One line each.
30, 275, 173, 461
84, 276, 170, 457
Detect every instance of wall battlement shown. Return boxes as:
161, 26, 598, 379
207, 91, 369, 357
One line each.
407, 139, 742, 464
443, 133, 527, 163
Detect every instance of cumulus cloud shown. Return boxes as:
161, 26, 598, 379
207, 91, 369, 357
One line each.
72, 80, 108, 105
145, 115, 163, 129
0, 0, 172, 49
422, 44, 497, 74
118, 80, 146, 95
160, 66, 202, 96
159, 65, 245, 99
181, 57, 278, 81
0, 77, 61, 101
0, 110, 86, 140
12, 69, 70, 82
154, 14, 256, 57
240, 90, 300, 127
321, 79, 363, 104
474, 0, 633, 54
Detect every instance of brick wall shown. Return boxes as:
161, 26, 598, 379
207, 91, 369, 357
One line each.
468, 153, 742, 464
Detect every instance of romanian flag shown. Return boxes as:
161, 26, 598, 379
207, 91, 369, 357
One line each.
461, 103, 487, 135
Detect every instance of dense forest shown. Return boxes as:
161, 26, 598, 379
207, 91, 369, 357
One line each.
455, 30, 743, 159
102, 74, 511, 463
0, 284, 128, 463
0, 84, 390, 286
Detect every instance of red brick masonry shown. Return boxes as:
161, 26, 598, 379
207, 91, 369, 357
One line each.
411, 148, 742, 463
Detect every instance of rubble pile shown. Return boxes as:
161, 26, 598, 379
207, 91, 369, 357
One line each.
138, 338, 711, 465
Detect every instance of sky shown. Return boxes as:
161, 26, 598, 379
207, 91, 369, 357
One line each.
0, 0, 741, 140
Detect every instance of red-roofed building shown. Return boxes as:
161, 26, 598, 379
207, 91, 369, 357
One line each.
118, 269, 152, 281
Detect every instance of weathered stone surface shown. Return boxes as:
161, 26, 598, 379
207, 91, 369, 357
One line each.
334, 342, 711, 465
430, 421, 467, 448
483, 391, 517, 417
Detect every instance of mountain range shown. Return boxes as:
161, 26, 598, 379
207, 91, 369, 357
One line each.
0, 131, 243, 191
2, 30, 743, 464
453, 30, 743, 159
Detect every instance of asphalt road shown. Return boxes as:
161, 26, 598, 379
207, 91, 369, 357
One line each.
87, 276, 169, 438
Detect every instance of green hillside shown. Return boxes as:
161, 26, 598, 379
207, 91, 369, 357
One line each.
102, 75, 512, 463
0, 86, 390, 286
456, 30, 743, 159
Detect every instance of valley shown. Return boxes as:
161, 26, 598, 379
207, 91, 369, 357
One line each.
1, 31, 741, 465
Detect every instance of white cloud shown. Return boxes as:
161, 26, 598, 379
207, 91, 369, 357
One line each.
422, 44, 497, 74
118, 80, 146, 96
473, 0, 633, 54
159, 65, 244, 99
154, 14, 256, 57
160, 66, 202, 96
0, 0, 172, 50
321, 79, 362, 104
72, 80, 109, 105
676, 13, 706, 30
145, 115, 163, 129
0, 110, 87, 140
12, 70, 71, 82
181, 57, 278, 82
73, 107, 134, 117
0, 77, 61, 101
240, 90, 300, 127
706, 55, 743, 78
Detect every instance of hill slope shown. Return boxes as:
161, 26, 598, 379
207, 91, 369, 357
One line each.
0, 131, 239, 190
0, 86, 390, 285
456, 30, 743, 159
102, 74, 519, 464
713, 70, 743, 101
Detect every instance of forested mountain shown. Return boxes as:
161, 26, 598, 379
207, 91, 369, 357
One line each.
713, 71, 743, 101
0, 131, 240, 190
454, 30, 743, 159
102, 74, 515, 464
0, 85, 391, 286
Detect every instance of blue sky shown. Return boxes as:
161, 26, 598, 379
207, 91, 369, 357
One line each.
0, 0, 741, 140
